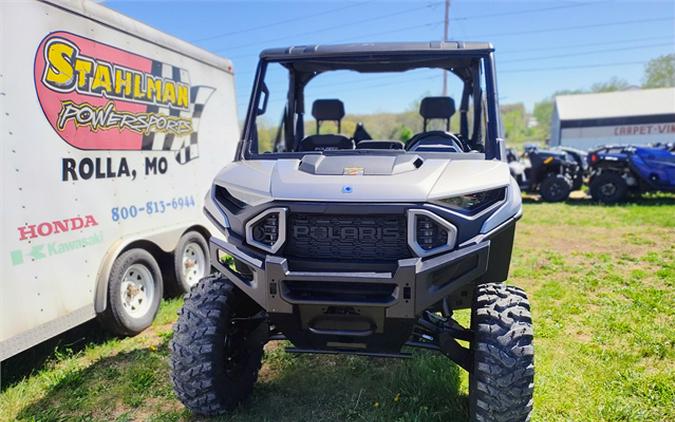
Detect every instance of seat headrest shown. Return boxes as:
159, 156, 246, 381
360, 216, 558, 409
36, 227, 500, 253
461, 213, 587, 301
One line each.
312, 99, 345, 121
420, 97, 456, 120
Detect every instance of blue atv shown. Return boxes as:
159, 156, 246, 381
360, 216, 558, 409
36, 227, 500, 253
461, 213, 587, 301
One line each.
588, 144, 675, 203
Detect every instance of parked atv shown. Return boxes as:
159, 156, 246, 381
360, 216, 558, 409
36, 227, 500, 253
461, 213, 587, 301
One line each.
170, 42, 533, 421
507, 144, 581, 202
588, 144, 675, 203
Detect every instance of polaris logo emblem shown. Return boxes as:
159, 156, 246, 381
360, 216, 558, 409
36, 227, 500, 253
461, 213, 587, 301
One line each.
292, 226, 401, 242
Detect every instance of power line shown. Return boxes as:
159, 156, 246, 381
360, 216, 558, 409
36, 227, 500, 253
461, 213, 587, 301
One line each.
476, 16, 674, 38
215, 2, 441, 53
225, 15, 672, 62
191, 2, 370, 42
500, 35, 675, 55
500, 42, 673, 64
451, 2, 596, 21
500, 60, 647, 73
227, 19, 445, 61
233, 34, 672, 78
215, 1, 607, 55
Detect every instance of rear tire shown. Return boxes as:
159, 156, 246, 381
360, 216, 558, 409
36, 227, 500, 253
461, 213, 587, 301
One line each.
590, 172, 628, 204
469, 283, 534, 421
539, 174, 571, 202
169, 231, 210, 294
170, 275, 267, 416
99, 248, 163, 336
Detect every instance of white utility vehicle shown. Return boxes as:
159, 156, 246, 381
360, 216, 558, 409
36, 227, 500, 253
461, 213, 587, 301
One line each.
0, 0, 238, 361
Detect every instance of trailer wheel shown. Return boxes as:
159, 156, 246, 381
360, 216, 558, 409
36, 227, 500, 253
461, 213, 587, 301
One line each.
539, 174, 571, 202
590, 172, 628, 204
99, 248, 163, 336
169, 231, 210, 294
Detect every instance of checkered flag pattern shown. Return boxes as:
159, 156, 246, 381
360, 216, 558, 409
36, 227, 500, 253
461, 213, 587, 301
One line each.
141, 62, 215, 165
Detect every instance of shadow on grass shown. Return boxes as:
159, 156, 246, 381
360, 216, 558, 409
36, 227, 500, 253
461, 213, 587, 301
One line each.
13, 338, 467, 422
15, 337, 177, 422
209, 346, 467, 422
1, 320, 115, 392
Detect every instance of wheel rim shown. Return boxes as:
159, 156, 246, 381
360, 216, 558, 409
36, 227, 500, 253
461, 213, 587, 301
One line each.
600, 182, 617, 197
547, 183, 561, 198
120, 264, 155, 318
182, 242, 206, 287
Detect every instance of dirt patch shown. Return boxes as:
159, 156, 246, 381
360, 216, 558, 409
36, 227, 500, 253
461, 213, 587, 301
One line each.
517, 224, 674, 259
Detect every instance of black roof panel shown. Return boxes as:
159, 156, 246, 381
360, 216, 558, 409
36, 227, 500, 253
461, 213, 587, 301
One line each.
260, 41, 494, 60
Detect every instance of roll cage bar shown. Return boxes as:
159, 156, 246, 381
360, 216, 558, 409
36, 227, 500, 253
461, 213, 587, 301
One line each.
236, 43, 504, 161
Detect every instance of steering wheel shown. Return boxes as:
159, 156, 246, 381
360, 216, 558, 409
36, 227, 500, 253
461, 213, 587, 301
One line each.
406, 131, 466, 152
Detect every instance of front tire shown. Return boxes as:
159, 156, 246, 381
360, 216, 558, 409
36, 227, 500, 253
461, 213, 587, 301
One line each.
170, 276, 267, 416
539, 174, 571, 202
469, 283, 534, 421
590, 171, 628, 204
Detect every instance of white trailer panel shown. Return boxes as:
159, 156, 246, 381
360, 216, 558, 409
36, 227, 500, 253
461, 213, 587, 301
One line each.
1, 0, 239, 360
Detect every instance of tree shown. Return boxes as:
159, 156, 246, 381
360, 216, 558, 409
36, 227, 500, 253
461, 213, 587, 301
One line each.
642, 54, 675, 88
590, 77, 631, 93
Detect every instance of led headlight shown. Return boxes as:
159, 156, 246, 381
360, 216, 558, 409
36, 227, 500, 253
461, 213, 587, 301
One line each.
437, 187, 506, 216
245, 208, 287, 253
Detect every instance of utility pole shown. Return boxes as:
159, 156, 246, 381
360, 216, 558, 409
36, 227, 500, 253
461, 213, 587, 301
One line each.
442, 0, 450, 96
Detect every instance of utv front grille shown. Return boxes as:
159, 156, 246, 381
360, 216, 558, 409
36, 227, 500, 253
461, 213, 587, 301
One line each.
286, 213, 410, 261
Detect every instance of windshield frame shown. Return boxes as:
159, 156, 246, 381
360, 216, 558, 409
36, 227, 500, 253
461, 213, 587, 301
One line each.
236, 50, 503, 162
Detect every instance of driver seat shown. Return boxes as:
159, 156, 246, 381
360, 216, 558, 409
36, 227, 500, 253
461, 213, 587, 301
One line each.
297, 99, 354, 152
406, 96, 465, 152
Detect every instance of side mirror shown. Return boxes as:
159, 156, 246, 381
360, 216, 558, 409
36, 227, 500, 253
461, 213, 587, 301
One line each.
257, 83, 269, 115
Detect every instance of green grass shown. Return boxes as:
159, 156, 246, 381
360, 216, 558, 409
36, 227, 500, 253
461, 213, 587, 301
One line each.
1, 197, 674, 421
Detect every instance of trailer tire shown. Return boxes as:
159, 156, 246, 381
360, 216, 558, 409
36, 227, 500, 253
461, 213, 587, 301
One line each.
590, 171, 628, 204
99, 248, 163, 336
469, 283, 534, 422
539, 174, 571, 202
170, 276, 267, 416
169, 231, 210, 294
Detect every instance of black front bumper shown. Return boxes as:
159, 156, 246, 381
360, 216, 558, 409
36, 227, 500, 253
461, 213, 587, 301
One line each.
209, 219, 515, 354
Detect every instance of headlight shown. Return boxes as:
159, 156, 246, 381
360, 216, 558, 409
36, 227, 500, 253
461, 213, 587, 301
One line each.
245, 208, 287, 254
436, 187, 506, 216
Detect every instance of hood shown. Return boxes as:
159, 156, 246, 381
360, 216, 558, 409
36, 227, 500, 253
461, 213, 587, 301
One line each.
213, 154, 511, 204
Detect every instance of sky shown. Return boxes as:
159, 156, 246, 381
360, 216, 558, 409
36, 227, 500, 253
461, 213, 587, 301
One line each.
106, 0, 675, 118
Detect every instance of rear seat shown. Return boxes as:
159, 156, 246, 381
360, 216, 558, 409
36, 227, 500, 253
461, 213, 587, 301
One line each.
297, 99, 354, 152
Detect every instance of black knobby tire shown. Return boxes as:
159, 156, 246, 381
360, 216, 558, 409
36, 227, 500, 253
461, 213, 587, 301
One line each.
99, 248, 163, 336
539, 174, 571, 202
170, 275, 267, 416
590, 171, 628, 204
469, 283, 534, 421
168, 231, 210, 295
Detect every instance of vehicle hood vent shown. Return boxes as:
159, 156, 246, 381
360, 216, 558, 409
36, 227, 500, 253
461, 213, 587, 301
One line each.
299, 154, 423, 176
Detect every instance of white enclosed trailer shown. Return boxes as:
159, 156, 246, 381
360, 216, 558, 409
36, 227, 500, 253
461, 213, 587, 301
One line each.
549, 88, 675, 150
0, 0, 239, 361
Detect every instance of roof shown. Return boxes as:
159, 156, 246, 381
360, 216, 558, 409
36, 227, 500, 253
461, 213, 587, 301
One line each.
42, 0, 233, 72
260, 41, 494, 60
554, 88, 675, 120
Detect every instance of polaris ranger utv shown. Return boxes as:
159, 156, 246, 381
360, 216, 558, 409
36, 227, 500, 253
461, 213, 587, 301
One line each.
170, 42, 534, 420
